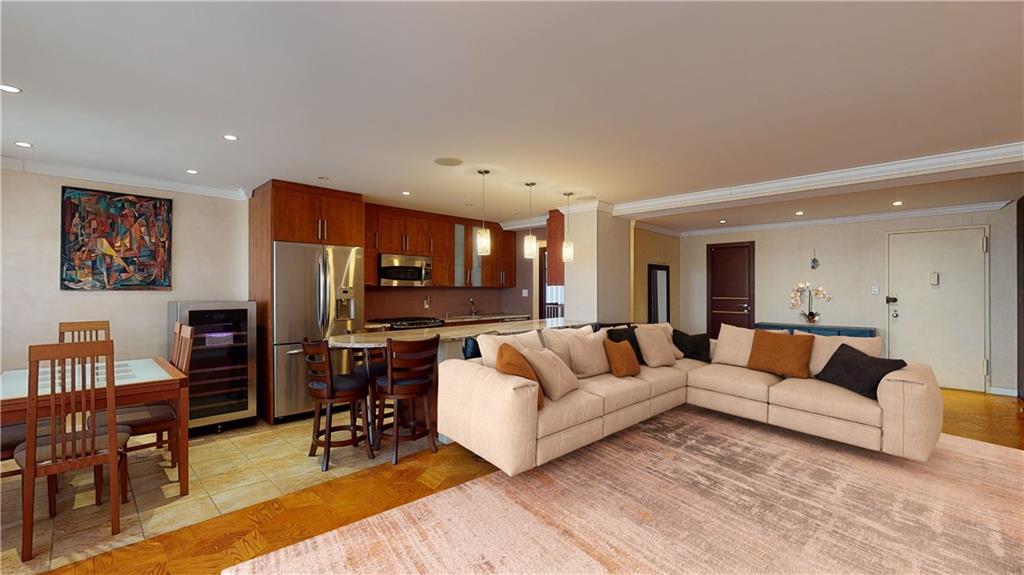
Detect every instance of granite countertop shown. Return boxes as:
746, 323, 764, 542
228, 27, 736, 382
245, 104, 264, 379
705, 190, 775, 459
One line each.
330, 318, 590, 348
442, 313, 531, 324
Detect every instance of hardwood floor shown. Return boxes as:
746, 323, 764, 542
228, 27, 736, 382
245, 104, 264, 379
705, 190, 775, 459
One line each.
941, 388, 1024, 449
45, 443, 496, 575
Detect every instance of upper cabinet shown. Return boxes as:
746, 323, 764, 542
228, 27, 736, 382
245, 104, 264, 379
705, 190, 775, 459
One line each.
265, 180, 364, 247
366, 205, 432, 256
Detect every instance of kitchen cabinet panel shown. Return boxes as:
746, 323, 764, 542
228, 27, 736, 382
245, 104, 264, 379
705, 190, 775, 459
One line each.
377, 213, 407, 253
500, 230, 517, 287
271, 187, 321, 243
405, 216, 432, 255
364, 248, 378, 286
320, 194, 364, 247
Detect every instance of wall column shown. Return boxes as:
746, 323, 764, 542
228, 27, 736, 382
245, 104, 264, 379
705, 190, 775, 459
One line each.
562, 201, 631, 323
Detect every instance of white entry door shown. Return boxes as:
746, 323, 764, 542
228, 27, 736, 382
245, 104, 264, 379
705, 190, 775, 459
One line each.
888, 228, 987, 391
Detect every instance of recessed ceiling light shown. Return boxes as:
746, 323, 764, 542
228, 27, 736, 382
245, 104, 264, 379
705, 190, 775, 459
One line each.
719, 219, 727, 224
186, 169, 198, 175
892, 200, 903, 206
14, 141, 32, 148
401, 191, 411, 196
317, 176, 329, 181
795, 211, 804, 216
0, 84, 22, 94
223, 134, 239, 141
434, 157, 463, 167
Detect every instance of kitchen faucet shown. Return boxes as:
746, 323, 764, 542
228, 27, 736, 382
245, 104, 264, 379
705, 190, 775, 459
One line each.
469, 298, 477, 316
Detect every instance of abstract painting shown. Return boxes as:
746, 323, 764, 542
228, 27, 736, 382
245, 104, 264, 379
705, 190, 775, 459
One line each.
60, 186, 172, 290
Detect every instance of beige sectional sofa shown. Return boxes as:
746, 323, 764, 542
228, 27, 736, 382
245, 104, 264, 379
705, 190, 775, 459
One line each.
438, 328, 943, 477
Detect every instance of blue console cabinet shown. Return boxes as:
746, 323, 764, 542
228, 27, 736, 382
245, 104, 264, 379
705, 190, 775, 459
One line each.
754, 322, 877, 338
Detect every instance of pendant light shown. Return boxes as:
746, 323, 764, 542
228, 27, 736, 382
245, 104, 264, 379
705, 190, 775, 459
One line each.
523, 182, 538, 259
475, 169, 492, 256
561, 192, 575, 262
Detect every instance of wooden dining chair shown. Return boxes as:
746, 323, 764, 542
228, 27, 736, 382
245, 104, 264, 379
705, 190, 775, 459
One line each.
90, 325, 192, 467
17, 340, 130, 561
374, 336, 440, 465
58, 320, 111, 343
303, 339, 374, 471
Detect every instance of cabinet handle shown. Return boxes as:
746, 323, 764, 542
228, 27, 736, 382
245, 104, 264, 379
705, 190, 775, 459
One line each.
322, 219, 327, 241
316, 219, 322, 240
430, 237, 433, 254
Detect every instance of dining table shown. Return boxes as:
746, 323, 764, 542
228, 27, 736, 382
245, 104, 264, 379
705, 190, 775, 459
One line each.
0, 356, 190, 495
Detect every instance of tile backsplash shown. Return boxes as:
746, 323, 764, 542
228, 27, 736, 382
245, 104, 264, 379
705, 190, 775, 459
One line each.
365, 287, 507, 319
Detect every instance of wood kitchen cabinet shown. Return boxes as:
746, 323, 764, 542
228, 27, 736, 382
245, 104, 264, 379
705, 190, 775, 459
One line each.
430, 219, 455, 286
271, 186, 321, 244
500, 230, 517, 288
363, 208, 378, 286
268, 180, 363, 247
368, 205, 432, 256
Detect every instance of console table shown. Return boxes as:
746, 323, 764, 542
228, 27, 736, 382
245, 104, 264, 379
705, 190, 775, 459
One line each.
754, 322, 877, 338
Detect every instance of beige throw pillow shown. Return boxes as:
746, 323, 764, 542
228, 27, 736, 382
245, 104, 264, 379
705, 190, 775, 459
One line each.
649, 323, 684, 359
521, 348, 580, 401
797, 331, 884, 376
711, 324, 757, 367
635, 324, 678, 367
541, 325, 594, 368
478, 330, 544, 368
568, 331, 610, 378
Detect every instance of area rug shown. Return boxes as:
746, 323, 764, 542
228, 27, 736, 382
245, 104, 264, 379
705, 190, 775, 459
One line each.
224, 406, 1024, 574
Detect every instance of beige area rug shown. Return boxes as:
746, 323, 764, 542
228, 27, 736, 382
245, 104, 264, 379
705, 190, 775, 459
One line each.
225, 406, 1024, 574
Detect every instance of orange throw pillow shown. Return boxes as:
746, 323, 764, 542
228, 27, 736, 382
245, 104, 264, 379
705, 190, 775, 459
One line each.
603, 338, 641, 377
496, 343, 544, 409
746, 330, 815, 379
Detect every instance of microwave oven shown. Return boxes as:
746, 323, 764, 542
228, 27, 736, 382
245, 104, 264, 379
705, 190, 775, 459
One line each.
378, 253, 433, 287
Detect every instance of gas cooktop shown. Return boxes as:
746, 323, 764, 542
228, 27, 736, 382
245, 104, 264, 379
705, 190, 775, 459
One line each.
370, 316, 445, 330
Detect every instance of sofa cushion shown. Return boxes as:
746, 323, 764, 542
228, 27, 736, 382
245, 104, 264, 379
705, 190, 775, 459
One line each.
541, 325, 594, 368
672, 330, 711, 363
798, 331, 883, 376
770, 377, 882, 427
607, 326, 644, 366
670, 358, 708, 375
578, 373, 651, 413
478, 330, 544, 368
635, 366, 686, 396
687, 363, 781, 402
604, 339, 641, 377
496, 343, 543, 410
635, 324, 679, 367
536, 389, 604, 438
568, 331, 610, 378
816, 344, 907, 400
521, 348, 579, 401
746, 330, 815, 379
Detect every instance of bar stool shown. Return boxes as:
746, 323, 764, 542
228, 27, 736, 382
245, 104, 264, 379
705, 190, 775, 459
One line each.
302, 339, 373, 471
374, 336, 440, 465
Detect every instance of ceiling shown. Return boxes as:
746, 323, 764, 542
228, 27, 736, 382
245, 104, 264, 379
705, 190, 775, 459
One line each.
2, 2, 1022, 223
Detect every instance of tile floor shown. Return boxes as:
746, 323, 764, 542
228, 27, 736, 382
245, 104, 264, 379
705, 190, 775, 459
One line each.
0, 415, 428, 574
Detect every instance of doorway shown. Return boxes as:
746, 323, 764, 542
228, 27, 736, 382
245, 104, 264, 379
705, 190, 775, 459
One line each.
887, 227, 988, 392
706, 242, 755, 338
648, 264, 670, 324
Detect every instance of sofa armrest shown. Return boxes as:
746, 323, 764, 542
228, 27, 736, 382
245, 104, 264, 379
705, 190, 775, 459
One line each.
438, 359, 539, 476
876, 362, 943, 461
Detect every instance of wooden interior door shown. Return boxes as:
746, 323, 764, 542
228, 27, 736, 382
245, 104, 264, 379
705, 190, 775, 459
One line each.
404, 216, 432, 255
377, 213, 406, 253
707, 242, 755, 338
271, 187, 320, 243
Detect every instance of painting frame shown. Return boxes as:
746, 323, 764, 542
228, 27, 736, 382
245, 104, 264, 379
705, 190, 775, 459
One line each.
60, 185, 173, 291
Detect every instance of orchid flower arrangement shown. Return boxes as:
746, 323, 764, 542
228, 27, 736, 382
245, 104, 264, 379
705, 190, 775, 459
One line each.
789, 282, 833, 323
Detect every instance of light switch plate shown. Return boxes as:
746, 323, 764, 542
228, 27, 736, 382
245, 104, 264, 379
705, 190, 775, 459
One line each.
871, 285, 880, 295
521, 289, 529, 297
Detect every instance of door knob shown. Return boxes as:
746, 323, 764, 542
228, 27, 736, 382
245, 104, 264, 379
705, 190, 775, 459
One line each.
891, 310, 899, 319
738, 303, 750, 311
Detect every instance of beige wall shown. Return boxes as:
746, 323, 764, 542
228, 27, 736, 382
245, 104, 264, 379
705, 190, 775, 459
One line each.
1, 169, 248, 369
678, 202, 1019, 392
564, 207, 632, 323
632, 227, 681, 326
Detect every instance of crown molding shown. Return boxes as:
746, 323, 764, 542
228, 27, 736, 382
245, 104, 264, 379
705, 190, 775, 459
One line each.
1, 156, 248, 200
556, 199, 614, 216
635, 222, 681, 237
615, 142, 1024, 218
500, 215, 548, 231
678, 200, 1012, 238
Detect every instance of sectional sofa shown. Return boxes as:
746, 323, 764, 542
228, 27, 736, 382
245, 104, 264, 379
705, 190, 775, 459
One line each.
437, 326, 943, 477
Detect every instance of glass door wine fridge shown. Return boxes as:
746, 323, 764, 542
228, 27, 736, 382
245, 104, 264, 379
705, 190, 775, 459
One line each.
168, 301, 257, 428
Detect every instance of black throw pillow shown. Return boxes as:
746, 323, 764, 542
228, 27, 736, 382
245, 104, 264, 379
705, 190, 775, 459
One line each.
816, 344, 907, 400
607, 326, 645, 365
671, 330, 711, 363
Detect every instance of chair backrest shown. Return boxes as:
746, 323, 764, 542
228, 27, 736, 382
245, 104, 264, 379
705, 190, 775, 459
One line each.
25, 340, 117, 470
382, 336, 440, 395
301, 339, 334, 399
58, 320, 111, 343
173, 325, 194, 374
351, 346, 385, 376
170, 321, 183, 366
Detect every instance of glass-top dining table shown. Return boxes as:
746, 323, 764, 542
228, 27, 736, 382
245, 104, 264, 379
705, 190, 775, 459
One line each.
0, 357, 191, 495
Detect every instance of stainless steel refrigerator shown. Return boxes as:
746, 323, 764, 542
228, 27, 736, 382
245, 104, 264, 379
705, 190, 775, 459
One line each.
273, 241, 363, 419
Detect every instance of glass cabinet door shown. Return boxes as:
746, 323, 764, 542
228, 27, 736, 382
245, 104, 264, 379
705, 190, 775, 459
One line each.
470, 226, 483, 287
454, 223, 465, 286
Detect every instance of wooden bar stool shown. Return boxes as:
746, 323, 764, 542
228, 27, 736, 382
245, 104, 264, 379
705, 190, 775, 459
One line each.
374, 336, 440, 465
302, 339, 374, 471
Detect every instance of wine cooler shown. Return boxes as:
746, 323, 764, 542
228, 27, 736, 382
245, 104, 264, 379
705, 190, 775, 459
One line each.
168, 301, 257, 428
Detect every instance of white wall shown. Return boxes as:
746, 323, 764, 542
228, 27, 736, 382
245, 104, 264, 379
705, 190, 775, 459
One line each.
1, 169, 248, 369
679, 203, 1018, 392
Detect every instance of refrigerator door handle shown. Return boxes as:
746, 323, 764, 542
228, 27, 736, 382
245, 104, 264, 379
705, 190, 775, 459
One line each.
316, 253, 325, 333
